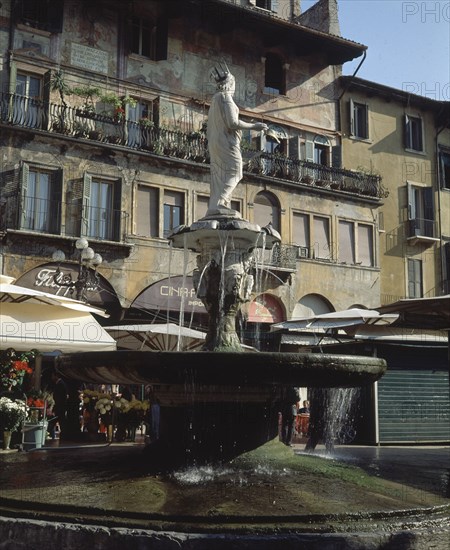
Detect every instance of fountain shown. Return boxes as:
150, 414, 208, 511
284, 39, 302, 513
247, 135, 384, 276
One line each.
54, 63, 386, 467
1, 64, 448, 550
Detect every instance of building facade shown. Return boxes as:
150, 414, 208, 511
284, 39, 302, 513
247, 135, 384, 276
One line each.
0, 0, 389, 345
339, 76, 450, 304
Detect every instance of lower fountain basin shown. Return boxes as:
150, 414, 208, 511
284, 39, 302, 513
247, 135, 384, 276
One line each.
55, 351, 386, 465
56, 351, 386, 389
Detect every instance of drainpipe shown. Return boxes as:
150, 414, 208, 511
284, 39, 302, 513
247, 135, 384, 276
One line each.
336, 51, 367, 135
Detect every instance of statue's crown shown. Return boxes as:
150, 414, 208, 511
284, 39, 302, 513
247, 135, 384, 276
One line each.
212, 60, 230, 83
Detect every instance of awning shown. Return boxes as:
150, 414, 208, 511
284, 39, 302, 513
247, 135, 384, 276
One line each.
0, 302, 116, 353
105, 323, 205, 352
272, 308, 398, 331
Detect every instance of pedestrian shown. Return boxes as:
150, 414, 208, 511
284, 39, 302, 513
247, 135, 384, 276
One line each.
49, 370, 68, 440
280, 386, 300, 446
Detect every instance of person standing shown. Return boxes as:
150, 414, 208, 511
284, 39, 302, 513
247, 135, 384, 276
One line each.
50, 370, 68, 440
280, 386, 300, 446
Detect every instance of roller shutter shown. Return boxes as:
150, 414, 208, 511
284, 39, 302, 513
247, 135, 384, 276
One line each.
377, 347, 450, 443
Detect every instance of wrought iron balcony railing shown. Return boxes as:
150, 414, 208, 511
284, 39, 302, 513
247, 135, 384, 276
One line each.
0, 92, 387, 199
406, 218, 437, 239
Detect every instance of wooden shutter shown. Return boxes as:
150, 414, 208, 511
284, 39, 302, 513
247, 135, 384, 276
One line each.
8, 61, 17, 122
19, 161, 29, 229
404, 115, 411, 149
349, 99, 355, 136
81, 173, 92, 237
288, 136, 300, 160
113, 178, 122, 240
332, 145, 342, 168
304, 140, 314, 162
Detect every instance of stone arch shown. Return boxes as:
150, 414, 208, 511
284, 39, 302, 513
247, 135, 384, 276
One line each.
291, 293, 334, 319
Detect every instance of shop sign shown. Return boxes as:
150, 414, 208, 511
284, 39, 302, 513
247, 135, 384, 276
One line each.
132, 276, 206, 314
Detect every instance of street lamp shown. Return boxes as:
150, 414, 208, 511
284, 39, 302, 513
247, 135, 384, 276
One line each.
52, 238, 103, 302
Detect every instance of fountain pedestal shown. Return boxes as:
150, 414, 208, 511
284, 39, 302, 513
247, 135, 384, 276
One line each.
169, 215, 280, 351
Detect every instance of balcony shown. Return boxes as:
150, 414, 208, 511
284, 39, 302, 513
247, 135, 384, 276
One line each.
1, 92, 387, 200
406, 218, 439, 246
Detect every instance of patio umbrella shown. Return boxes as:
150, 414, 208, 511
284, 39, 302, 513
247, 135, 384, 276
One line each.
0, 274, 116, 352
105, 323, 206, 352
271, 308, 399, 331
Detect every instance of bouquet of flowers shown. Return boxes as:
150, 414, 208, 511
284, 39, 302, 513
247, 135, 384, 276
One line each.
0, 397, 28, 431
0, 349, 36, 392
26, 390, 54, 423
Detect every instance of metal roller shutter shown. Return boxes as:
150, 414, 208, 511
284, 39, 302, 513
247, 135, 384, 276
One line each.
378, 365, 450, 443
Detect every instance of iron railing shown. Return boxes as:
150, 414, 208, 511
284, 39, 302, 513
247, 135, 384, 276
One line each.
0, 92, 387, 200
406, 218, 437, 239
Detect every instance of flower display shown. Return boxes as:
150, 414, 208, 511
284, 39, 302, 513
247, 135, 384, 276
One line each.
0, 349, 36, 392
0, 397, 28, 431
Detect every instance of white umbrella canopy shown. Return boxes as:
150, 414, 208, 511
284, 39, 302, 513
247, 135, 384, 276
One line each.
271, 308, 399, 331
0, 274, 116, 352
0, 275, 109, 318
105, 323, 206, 352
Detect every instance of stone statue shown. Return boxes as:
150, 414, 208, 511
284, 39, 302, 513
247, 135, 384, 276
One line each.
207, 61, 268, 216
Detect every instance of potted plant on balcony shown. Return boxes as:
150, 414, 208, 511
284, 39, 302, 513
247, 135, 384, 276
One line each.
50, 69, 72, 134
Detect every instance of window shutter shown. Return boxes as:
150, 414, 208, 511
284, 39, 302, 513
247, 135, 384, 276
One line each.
19, 161, 29, 229
113, 178, 122, 240
52, 169, 63, 233
364, 102, 369, 139
81, 173, 92, 237
8, 61, 17, 122
288, 136, 300, 159
331, 145, 342, 168
305, 140, 314, 162
407, 182, 415, 220
405, 115, 411, 149
349, 99, 355, 136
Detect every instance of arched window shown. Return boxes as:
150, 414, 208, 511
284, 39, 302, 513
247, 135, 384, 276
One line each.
254, 191, 281, 233
264, 53, 285, 95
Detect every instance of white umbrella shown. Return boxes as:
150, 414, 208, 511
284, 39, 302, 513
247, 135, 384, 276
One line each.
271, 308, 399, 331
105, 323, 206, 352
0, 274, 116, 352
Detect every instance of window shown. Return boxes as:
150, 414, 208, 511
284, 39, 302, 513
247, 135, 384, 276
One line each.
440, 150, 450, 190
350, 100, 369, 140
257, 0, 272, 9
130, 14, 168, 61
292, 212, 310, 257
250, 0, 274, 10
338, 220, 374, 266
264, 53, 285, 95
13, 72, 42, 127
407, 183, 434, 238
127, 98, 159, 148
407, 258, 423, 298
19, 163, 62, 234
254, 191, 280, 234
137, 185, 159, 237
163, 190, 184, 237
313, 136, 330, 166
15, 0, 63, 33
405, 115, 424, 152
82, 175, 122, 241
313, 216, 331, 259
